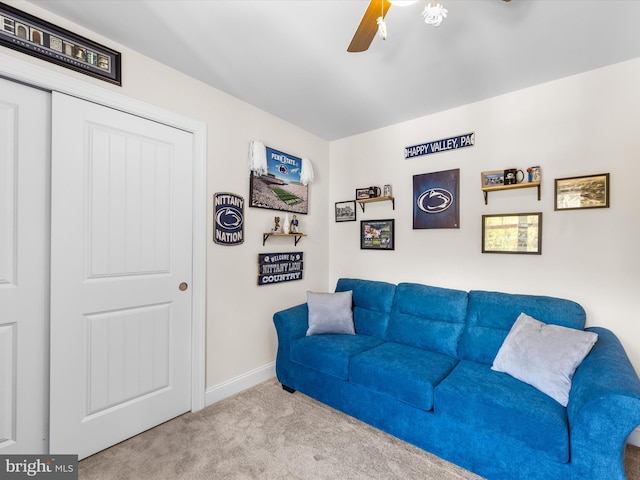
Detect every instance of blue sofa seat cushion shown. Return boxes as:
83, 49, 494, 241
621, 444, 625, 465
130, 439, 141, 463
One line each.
290, 334, 383, 380
435, 360, 569, 463
350, 341, 459, 411
386, 283, 468, 357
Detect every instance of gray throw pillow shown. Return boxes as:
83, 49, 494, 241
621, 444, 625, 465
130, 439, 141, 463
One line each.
306, 290, 355, 336
491, 312, 598, 406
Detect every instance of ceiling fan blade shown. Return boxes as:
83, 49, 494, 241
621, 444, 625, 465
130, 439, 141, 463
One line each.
347, 0, 392, 53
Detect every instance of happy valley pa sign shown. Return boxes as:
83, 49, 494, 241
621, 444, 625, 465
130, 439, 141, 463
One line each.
405, 132, 475, 159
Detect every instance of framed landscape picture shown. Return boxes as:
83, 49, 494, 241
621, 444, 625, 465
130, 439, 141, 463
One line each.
335, 200, 356, 222
554, 173, 609, 211
360, 219, 394, 250
482, 212, 542, 254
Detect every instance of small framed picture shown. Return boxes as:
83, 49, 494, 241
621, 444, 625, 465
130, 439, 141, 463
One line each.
481, 170, 505, 187
482, 212, 542, 254
355, 188, 371, 200
361, 219, 395, 250
335, 200, 356, 222
554, 173, 610, 211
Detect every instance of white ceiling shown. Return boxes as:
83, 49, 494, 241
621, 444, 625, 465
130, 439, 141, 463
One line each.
28, 0, 640, 141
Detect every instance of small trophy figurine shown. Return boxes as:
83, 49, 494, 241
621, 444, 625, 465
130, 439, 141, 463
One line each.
290, 215, 299, 233
273, 216, 280, 232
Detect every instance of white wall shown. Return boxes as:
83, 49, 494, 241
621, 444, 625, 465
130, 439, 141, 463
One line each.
329, 58, 640, 374
6, 0, 640, 399
6, 1, 330, 390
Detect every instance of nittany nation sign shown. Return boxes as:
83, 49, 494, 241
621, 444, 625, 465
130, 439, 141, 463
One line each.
214, 192, 244, 245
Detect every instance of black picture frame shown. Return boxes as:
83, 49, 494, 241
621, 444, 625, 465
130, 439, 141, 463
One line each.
482, 212, 542, 255
360, 219, 395, 250
0, 2, 122, 85
355, 188, 370, 201
335, 200, 356, 222
554, 173, 610, 211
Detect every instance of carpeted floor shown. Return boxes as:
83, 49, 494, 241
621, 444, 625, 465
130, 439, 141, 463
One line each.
79, 378, 640, 479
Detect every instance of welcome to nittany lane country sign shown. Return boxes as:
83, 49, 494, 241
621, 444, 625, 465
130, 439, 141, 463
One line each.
214, 192, 244, 245
405, 132, 475, 159
258, 252, 304, 285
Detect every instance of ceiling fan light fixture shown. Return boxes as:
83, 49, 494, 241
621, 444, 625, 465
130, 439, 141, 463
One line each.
422, 2, 448, 27
376, 16, 388, 40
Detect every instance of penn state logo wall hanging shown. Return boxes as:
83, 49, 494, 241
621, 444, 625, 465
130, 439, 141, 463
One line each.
214, 192, 244, 245
413, 169, 460, 229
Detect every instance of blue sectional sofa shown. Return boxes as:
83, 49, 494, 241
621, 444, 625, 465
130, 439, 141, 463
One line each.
273, 278, 640, 480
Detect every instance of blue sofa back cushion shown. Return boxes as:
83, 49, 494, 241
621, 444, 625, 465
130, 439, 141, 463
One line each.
335, 278, 396, 338
459, 290, 587, 364
386, 283, 468, 357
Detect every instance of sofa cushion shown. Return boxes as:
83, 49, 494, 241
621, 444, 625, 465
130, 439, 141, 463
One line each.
492, 312, 598, 406
386, 283, 468, 357
290, 334, 383, 380
435, 360, 570, 463
335, 278, 396, 338
458, 290, 587, 365
306, 290, 355, 336
350, 341, 458, 411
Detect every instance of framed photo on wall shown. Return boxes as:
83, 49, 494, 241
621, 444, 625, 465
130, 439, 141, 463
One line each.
413, 169, 460, 229
0, 3, 122, 85
554, 173, 609, 211
360, 219, 394, 250
482, 212, 542, 254
335, 200, 356, 222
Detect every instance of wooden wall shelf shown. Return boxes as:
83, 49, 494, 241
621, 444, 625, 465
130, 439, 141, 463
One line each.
482, 182, 540, 205
356, 196, 395, 212
262, 232, 306, 246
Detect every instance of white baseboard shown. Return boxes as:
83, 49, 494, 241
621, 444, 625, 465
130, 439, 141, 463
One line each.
629, 426, 640, 447
205, 362, 276, 406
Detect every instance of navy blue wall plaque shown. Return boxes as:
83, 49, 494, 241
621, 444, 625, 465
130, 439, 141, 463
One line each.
214, 192, 244, 245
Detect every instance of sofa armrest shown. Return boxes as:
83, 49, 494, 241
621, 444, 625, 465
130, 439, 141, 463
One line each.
568, 327, 640, 479
273, 303, 308, 387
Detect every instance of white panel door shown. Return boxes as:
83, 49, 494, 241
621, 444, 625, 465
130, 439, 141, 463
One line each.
0, 78, 50, 453
50, 92, 193, 459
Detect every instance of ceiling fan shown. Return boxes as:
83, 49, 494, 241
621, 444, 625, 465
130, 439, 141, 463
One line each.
347, 0, 511, 53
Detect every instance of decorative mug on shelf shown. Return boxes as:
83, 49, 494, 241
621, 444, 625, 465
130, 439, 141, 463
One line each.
527, 166, 541, 183
504, 168, 524, 185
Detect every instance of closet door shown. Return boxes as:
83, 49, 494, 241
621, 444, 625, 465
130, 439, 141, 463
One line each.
0, 78, 50, 453
49, 93, 193, 459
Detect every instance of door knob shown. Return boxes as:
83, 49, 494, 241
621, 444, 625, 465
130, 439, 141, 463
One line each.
179, 282, 188, 291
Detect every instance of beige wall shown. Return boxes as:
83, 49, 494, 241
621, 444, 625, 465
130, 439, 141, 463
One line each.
5, 1, 640, 392
329, 58, 640, 374
5, 1, 331, 390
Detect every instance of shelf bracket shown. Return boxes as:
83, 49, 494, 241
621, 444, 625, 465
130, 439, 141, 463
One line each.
262, 233, 305, 246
